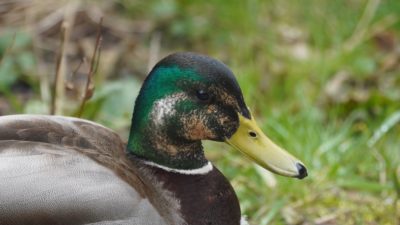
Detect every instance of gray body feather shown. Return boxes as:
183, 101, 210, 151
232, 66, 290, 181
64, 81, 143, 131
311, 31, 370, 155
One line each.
0, 115, 171, 225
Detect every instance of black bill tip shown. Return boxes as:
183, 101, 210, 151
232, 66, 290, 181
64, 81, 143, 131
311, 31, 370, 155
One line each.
295, 163, 308, 179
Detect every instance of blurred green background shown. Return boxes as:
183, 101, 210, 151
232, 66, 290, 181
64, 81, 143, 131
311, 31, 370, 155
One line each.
1, 0, 399, 224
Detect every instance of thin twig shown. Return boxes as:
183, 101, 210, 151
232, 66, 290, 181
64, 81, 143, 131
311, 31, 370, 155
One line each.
66, 57, 86, 90
76, 17, 103, 117
93, 41, 102, 76
51, 25, 66, 115
50, 3, 77, 115
72, 58, 86, 78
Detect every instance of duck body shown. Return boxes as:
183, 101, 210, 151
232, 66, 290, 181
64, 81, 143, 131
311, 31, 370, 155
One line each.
0, 115, 240, 225
0, 52, 306, 225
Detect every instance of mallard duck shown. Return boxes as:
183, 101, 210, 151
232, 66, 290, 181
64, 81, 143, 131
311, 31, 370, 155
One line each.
0, 52, 307, 225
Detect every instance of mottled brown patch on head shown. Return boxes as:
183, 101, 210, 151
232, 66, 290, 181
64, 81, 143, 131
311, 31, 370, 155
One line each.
181, 112, 216, 141
211, 86, 241, 112
206, 105, 218, 114
217, 114, 234, 129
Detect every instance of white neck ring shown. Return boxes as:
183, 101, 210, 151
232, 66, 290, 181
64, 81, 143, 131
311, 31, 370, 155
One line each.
143, 161, 213, 175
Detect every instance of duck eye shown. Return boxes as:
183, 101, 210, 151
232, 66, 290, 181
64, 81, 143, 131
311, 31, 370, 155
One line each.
196, 90, 210, 101
249, 131, 257, 138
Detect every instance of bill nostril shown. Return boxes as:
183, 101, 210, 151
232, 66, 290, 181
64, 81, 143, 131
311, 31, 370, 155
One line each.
296, 163, 308, 179
248, 131, 257, 138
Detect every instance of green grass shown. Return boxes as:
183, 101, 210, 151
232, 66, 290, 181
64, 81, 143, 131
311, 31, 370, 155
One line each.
1, 0, 400, 224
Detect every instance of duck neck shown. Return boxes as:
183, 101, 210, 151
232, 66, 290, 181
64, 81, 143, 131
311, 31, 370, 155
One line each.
127, 113, 208, 170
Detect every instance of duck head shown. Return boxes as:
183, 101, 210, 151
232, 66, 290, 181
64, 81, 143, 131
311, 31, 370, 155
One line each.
127, 52, 307, 179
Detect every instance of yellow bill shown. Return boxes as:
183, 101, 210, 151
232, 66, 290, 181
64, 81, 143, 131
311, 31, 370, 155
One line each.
226, 113, 307, 179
